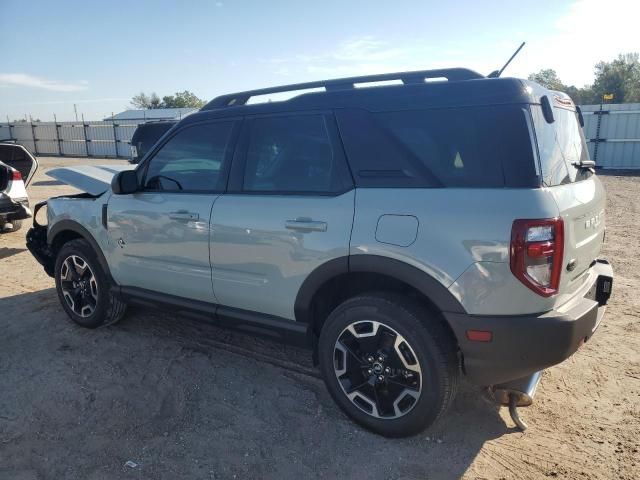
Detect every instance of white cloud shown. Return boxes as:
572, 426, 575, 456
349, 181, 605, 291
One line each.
0, 73, 89, 92
508, 0, 640, 85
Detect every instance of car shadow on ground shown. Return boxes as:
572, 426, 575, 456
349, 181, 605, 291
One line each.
0, 247, 26, 258
1, 287, 519, 479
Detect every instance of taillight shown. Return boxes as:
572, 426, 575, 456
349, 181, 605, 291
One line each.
11, 169, 22, 181
510, 218, 564, 297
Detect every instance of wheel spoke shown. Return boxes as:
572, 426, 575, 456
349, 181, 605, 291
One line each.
334, 319, 422, 420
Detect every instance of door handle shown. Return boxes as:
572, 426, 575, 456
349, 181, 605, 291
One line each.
169, 211, 199, 221
285, 218, 327, 232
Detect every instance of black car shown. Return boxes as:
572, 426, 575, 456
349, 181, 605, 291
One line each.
129, 121, 176, 164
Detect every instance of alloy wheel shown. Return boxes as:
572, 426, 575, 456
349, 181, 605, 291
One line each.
333, 320, 422, 419
60, 255, 98, 318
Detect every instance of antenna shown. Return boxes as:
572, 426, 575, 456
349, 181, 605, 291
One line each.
488, 42, 526, 78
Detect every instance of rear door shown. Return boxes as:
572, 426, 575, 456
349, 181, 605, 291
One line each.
532, 101, 606, 297
209, 112, 354, 320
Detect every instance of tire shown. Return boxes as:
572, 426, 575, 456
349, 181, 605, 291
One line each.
1, 220, 22, 232
54, 238, 127, 328
318, 293, 459, 437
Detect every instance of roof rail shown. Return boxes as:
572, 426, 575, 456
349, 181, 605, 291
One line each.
202, 68, 484, 110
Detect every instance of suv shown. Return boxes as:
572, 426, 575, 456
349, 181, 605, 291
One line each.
26, 68, 613, 437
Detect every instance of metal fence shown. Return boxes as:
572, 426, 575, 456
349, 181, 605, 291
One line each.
0, 120, 139, 158
581, 103, 640, 169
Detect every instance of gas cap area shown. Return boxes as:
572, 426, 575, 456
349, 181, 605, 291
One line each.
375, 214, 419, 247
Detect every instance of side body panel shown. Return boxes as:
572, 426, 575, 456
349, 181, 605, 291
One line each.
106, 192, 218, 303
351, 188, 563, 315
210, 192, 355, 320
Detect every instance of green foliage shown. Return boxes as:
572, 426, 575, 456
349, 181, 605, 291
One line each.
130, 90, 206, 109
528, 52, 640, 104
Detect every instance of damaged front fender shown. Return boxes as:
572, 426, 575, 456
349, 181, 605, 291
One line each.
26, 200, 55, 277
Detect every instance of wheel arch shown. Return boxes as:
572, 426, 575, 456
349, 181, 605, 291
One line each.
295, 255, 466, 355
48, 220, 114, 284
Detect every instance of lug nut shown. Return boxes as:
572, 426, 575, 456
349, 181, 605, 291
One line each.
377, 375, 385, 382
367, 356, 374, 363
367, 369, 372, 375
378, 356, 384, 362
384, 367, 391, 374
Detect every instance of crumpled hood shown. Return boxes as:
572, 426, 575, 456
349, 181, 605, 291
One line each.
46, 164, 134, 196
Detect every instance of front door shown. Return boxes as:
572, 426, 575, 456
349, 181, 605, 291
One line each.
210, 112, 355, 320
108, 120, 238, 302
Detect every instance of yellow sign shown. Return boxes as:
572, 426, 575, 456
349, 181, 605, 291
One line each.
603, 93, 614, 101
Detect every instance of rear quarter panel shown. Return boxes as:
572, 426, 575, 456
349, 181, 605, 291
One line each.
351, 188, 563, 315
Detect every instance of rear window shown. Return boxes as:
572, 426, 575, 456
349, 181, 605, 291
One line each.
531, 105, 592, 186
336, 105, 538, 188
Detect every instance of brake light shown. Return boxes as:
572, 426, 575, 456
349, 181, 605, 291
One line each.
510, 218, 564, 297
11, 169, 22, 181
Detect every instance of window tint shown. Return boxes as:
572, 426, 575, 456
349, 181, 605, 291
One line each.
243, 115, 345, 193
143, 122, 233, 192
532, 105, 592, 186
337, 105, 538, 188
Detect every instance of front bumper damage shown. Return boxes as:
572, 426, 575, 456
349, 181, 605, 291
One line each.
25, 200, 55, 277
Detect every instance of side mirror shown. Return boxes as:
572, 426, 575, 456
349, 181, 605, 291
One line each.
111, 170, 139, 195
540, 95, 555, 124
0, 165, 9, 191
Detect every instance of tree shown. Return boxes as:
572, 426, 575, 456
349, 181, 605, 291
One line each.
528, 69, 566, 91
591, 53, 640, 103
162, 90, 206, 108
130, 90, 206, 110
130, 92, 163, 109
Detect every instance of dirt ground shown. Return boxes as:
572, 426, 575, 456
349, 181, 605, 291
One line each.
0, 156, 638, 480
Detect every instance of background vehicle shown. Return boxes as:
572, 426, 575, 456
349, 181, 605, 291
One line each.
0, 142, 38, 232
129, 121, 176, 164
27, 68, 613, 437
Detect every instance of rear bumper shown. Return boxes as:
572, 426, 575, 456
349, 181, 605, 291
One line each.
446, 260, 613, 386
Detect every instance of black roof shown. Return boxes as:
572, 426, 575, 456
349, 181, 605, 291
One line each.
184, 68, 561, 125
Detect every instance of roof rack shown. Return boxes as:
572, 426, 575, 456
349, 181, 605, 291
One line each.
202, 68, 484, 110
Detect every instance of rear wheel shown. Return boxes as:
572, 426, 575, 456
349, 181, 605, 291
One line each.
318, 293, 459, 437
54, 239, 127, 328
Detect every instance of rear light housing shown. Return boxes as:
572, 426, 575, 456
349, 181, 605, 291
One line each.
510, 218, 564, 297
11, 169, 22, 181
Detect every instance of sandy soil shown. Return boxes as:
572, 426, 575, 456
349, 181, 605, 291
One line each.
0, 157, 638, 480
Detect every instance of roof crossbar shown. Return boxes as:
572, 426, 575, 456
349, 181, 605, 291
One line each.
202, 68, 484, 110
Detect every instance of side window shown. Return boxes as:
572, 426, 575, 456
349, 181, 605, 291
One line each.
242, 115, 346, 193
143, 122, 233, 192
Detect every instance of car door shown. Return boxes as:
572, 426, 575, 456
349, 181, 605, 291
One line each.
107, 119, 239, 302
210, 112, 355, 320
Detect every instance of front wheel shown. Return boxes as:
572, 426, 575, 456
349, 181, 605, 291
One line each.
54, 239, 127, 328
318, 293, 459, 437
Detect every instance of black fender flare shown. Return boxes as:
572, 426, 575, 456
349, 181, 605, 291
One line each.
294, 254, 466, 325
48, 219, 115, 283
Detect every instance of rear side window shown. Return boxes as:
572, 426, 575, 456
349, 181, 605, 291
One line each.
241, 114, 350, 194
336, 106, 538, 188
531, 105, 592, 186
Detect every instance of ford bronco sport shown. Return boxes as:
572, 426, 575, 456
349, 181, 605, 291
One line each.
27, 68, 613, 437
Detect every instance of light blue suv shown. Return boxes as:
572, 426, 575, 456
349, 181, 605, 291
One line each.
27, 68, 613, 436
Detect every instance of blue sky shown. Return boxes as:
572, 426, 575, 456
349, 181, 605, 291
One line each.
1, 0, 638, 121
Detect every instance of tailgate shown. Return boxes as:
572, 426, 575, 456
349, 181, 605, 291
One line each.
549, 176, 606, 297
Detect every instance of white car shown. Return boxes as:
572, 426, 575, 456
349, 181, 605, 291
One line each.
0, 142, 38, 232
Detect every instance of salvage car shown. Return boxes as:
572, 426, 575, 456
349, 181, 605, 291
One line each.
0, 142, 38, 232
26, 68, 613, 437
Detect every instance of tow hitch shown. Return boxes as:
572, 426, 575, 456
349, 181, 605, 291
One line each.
489, 371, 542, 431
